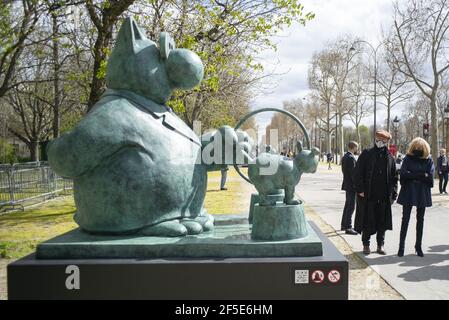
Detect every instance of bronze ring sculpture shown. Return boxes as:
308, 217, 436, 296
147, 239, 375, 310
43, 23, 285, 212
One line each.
233, 107, 311, 184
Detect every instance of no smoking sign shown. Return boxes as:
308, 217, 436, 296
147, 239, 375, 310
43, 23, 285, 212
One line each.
327, 269, 341, 284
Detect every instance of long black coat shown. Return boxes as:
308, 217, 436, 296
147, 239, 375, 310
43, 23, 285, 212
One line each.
397, 155, 434, 208
353, 147, 398, 234
341, 152, 357, 192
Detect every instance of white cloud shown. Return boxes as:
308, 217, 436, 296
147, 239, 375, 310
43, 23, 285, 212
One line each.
251, 0, 398, 128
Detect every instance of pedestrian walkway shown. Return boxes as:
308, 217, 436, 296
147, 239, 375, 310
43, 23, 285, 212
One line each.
298, 163, 449, 300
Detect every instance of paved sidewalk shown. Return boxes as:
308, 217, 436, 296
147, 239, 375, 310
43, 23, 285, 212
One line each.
298, 163, 449, 300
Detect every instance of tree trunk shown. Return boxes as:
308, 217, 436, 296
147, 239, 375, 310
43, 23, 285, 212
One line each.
327, 102, 331, 153
52, 12, 61, 138
339, 113, 344, 162
85, 0, 136, 112
29, 140, 39, 162
87, 30, 109, 112
356, 124, 361, 149
430, 95, 438, 172
386, 99, 391, 133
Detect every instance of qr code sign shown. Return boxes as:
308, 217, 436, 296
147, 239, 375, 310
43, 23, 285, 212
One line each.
295, 270, 309, 284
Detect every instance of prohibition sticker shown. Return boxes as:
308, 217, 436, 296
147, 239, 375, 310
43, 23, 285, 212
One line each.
311, 270, 325, 283
328, 270, 341, 283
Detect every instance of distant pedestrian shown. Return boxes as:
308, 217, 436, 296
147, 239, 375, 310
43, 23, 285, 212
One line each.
437, 148, 448, 195
220, 167, 229, 190
397, 138, 434, 257
340, 141, 359, 235
354, 130, 398, 256
395, 154, 403, 171
326, 152, 333, 170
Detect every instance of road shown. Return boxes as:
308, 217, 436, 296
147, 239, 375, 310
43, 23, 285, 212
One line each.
298, 163, 449, 300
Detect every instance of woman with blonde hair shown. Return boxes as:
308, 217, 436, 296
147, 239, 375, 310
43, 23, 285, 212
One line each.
397, 137, 434, 257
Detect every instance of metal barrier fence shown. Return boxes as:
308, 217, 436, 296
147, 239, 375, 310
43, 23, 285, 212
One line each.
0, 161, 73, 212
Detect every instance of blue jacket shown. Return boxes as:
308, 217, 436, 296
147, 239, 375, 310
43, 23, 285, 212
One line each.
397, 155, 434, 208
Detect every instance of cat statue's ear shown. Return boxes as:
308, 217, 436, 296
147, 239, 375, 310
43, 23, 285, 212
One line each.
114, 17, 148, 55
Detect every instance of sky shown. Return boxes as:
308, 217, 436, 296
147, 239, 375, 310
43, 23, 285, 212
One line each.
250, 0, 397, 134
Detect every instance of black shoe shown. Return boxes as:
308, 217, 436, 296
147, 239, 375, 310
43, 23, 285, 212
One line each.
363, 246, 371, 255
415, 245, 424, 257
397, 248, 404, 257
220, 187, 228, 191
345, 228, 358, 235
444, 191, 448, 195
377, 246, 387, 255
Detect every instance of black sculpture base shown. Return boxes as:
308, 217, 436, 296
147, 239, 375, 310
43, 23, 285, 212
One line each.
7, 222, 348, 300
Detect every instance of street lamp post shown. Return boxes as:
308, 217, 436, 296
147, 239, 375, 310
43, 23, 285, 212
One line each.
444, 103, 449, 151
350, 40, 385, 145
320, 134, 324, 158
392, 116, 400, 147
331, 132, 336, 162
335, 110, 338, 164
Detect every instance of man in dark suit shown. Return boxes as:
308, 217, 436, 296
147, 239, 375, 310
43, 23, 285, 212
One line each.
341, 141, 359, 235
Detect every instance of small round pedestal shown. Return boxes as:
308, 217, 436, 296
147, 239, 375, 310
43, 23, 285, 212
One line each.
248, 192, 285, 224
251, 202, 308, 241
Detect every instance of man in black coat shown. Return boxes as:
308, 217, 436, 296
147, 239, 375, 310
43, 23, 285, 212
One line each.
340, 141, 359, 235
354, 130, 398, 255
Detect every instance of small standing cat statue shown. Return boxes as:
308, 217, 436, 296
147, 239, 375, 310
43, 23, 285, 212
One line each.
247, 141, 320, 240
47, 17, 250, 237
249, 142, 320, 206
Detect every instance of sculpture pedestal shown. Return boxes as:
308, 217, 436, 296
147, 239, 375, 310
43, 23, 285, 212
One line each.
248, 192, 284, 223
34, 221, 322, 259
7, 222, 348, 300
252, 202, 307, 241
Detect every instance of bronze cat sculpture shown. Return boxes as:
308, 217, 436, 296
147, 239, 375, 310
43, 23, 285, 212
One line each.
248, 142, 319, 206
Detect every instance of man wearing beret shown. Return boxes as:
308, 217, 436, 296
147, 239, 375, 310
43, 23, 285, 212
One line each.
354, 130, 398, 255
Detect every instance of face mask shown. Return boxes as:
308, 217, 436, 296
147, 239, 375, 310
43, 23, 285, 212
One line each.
375, 140, 387, 148
413, 149, 424, 157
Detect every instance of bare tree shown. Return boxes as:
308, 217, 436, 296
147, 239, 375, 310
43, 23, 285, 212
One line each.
7, 79, 53, 161
346, 61, 372, 148
45, 1, 85, 137
304, 94, 328, 150
327, 35, 358, 160
437, 74, 449, 147
401, 94, 431, 145
309, 50, 337, 153
377, 34, 414, 132
392, 0, 449, 162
